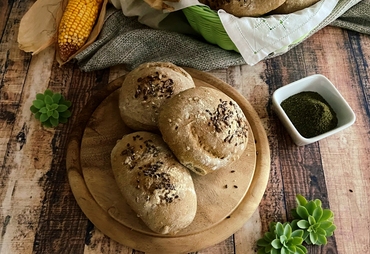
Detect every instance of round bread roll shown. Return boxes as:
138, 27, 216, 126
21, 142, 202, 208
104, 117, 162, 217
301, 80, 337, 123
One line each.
271, 0, 321, 14
200, 0, 286, 17
110, 131, 197, 235
158, 86, 249, 176
119, 62, 195, 131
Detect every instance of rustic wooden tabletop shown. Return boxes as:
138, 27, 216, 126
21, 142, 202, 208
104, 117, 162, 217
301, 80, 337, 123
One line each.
1, 1, 369, 254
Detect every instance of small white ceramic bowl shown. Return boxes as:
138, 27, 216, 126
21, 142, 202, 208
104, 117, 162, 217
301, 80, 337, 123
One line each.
272, 74, 356, 146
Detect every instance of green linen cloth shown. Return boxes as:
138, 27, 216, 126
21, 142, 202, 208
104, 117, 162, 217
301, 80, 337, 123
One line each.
75, 0, 369, 72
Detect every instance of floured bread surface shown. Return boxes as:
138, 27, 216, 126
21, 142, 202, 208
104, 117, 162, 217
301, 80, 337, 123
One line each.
158, 87, 249, 176
119, 62, 195, 131
200, 0, 286, 17
110, 131, 197, 235
271, 0, 321, 14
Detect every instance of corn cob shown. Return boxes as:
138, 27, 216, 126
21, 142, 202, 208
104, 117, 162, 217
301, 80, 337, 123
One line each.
57, 0, 103, 61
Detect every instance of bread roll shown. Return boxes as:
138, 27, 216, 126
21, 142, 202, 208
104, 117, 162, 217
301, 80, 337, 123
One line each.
271, 0, 321, 14
119, 62, 195, 131
200, 0, 286, 17
110, 131, 197, 235
158, 87, 249, 176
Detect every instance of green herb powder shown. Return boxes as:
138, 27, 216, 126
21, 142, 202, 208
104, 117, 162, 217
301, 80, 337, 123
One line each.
281, 91, 338, 138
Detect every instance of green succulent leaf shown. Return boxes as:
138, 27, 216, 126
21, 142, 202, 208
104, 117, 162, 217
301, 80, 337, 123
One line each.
290, 236, 303, 245
313, 206, 323, 222
34, 112, 41, 120
271, 239, 282, 249
257, 238, 270, 247
291, 229, 303, 238
33, 99, 45, 109
44, 89, 53, 96
52, 93, 61, 103
305, 201, 317, 215
317, 234, 328, 245
271, 248, 278, 254
40, 113, 49, 122
297, 220, 309, 229
57, 104, 69, 112
44, 95, 53, 104
39, 107, 48, 114
296, 245, 307, 254
52, 110, 59, 119
30, 105, 39, 113
296, 194, 308, 206
283, 223, 292, 238
42, 121, 52, 128
314, 199, 322, 208
308, 215, 316, 225
275, 222, 284, 236
320, 209, 334, 222
36, 93, 44, 100
60, 110, 71, 118
50, 103, 59, 110
296, 206, 309, 219
320, 221, 333, 230
325, 225, 337, 236
47, 110, 53, 117
309, 232, 319, 244
49, 117, 59, 127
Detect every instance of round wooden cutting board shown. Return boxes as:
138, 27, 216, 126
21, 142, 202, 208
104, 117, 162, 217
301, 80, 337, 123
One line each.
66, 68, 270, 253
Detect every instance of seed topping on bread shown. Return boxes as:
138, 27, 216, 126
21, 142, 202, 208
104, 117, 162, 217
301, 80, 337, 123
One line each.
135, 72, 175, 101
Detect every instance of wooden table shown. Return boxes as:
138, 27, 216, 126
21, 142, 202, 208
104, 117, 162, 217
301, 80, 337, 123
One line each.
1, 1, 369, 254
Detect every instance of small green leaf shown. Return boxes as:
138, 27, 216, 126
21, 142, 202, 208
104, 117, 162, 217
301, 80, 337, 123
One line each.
325, 225, 337, 236
320, 209, 333, 222
316, 227, 327, 236
290, 237, 303, 245
283, 223, 292, 238
286, 244, 296, 253
309, 232, 319, 244
296, 206, 309, 219
52, 110, 59, 119
281, 246, 288, 254
257, 238, 270, 247
317, 234, 328, 245
297, 220, 309, 229
57, 104, 69, 112
42, 121, 52, 128
313, 207, 323, 222
296, 245, 307, 254
52, 93, 61, 103
33, 99, 45, 109
271, 239, 282, 249
275, 222, 284, 236
40, 113, 49, 122
44, 89, 53, 96
47, 110, 53, 117
30, 105, 39, 113
50, 103, 59, 110
50, 117, 59, 127
308, 215, 316, 225
39, 107, 47, 114
320, 221, 333, 230
305, 201, 317, 215
314, 199, 322, 208
271, 248, 278, 254
44, 95, 53, 104
296, 195, 308, 206
35, 112, 41, 120
291, 229, 303, 238
36, 93, 44, 100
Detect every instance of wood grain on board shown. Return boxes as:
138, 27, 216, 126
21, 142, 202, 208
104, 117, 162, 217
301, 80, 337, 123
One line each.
1, 1, 369, 254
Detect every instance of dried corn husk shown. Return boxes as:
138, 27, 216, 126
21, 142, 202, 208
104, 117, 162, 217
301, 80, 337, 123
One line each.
18, 0, 108, 65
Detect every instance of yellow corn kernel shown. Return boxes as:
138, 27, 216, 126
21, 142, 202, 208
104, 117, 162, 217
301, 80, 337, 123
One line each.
58, 0, 103, 61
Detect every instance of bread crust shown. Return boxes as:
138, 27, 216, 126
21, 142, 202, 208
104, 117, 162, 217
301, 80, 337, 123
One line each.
158, 87, 249, 176
271, 0, 321, 14
200, 0, 286, 17
119, 62, 195, 131
110, 131, 197, 235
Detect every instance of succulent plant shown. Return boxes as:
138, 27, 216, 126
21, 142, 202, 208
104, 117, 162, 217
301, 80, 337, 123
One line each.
291, 194, 337, 245
30, 89, 72, 128
257, 222, 307, 254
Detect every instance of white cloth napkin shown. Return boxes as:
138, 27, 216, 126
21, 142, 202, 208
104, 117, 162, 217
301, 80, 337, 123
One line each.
218, 0, 338, 65
110, 0, 338, 65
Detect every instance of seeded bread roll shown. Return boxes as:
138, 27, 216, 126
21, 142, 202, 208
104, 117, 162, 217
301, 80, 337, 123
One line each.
158, 87, 249, 176
110, 131, 197, 235
200, 0, 286, 17
271, 0, 321, 14
119, 62, 195, 131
